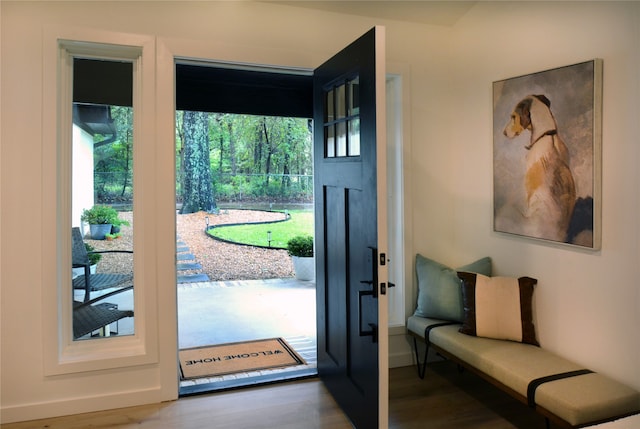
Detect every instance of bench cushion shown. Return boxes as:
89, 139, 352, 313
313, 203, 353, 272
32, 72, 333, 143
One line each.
428, 324, 585, 396
408, 315, 640, 427
590, 414, 640, 428
535, 372, 640, 426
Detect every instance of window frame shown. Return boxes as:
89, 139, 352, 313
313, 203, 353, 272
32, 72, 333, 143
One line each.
42, 30, 158, 376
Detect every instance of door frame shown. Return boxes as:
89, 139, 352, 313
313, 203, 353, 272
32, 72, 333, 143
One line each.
174, 61, 318, 395
156, 36, 404, 420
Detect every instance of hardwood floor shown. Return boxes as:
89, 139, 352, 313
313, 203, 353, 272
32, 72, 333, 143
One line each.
3, 362, 550, 429
389, 362, 547, 429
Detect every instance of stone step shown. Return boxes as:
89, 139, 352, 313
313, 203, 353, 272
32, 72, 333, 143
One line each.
177, 262, 203, 271
176, 253, 195, 261
175, 243, 208, 282
177, 273, 210, 283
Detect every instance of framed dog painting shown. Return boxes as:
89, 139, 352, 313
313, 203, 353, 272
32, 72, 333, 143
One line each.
493, 60, 602, 249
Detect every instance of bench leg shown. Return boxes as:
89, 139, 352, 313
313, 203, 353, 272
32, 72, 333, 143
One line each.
412, 336, 430, 379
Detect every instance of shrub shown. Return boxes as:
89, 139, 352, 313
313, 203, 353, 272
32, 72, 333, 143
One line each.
84, 243, 102, 265
81, 205, 119, 225
286, 235, 313, 257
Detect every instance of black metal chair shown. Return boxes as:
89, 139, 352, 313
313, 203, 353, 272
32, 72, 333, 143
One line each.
72, 227, 133, 302
73, 286, 134, 339
71, 227, 134, 338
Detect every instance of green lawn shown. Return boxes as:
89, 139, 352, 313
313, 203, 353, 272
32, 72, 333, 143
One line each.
207, 210, 314, 249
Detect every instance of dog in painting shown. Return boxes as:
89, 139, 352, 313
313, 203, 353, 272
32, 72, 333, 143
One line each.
503, 94, 576, 242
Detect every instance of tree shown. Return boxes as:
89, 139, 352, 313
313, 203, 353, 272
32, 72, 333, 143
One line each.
110, 106, 133, 198
180, 110, 216, 214
175, 112, 313, 202
93, 105, 133, 202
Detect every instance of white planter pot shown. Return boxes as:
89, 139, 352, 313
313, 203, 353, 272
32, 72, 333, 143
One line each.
292, 256, 315, 281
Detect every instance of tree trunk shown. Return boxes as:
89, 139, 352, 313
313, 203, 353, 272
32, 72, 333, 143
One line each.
120, 128, 132, 197
254, 118, 263, 173
218, 117, 224, 172
263, 119, 272, 188
227, 120, 237, 175
176, 111, 185, 202
281, 152, 290, 191
281, 120, 292, 191
180, 111, 216, 214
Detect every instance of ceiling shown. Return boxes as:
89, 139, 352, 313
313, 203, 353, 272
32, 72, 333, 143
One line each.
262, 1, 477, 26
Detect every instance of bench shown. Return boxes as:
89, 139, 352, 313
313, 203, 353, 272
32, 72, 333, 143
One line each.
589, 414, 640, 427
408, 316, 640, 428
407, 254, 640, 428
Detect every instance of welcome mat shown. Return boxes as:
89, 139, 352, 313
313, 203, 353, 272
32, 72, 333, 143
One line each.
179, 338, 305, 380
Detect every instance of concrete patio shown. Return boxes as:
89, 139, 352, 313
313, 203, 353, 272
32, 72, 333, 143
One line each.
178, 278, 316, 348
177, 278, 317, 393
74, 277, 317, 393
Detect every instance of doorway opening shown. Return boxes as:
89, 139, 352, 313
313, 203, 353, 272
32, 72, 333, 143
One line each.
173, 63, 317, 395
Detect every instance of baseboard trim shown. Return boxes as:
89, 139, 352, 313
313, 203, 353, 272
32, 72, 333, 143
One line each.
1, 387, 166, 424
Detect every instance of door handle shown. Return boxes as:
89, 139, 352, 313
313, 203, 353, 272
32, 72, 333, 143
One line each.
358, 289, 378, 343
359, 246, 378, 297
358, 246, 379, 343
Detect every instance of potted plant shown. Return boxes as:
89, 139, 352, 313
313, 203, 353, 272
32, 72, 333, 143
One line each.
110, 217, 130, 234
287, 235, 315, 281
80, 205, 118, 240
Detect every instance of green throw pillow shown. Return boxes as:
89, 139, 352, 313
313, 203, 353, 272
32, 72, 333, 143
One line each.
413, 254, 492, 322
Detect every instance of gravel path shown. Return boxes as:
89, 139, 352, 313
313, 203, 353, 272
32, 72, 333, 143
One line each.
88, 210, 294, 281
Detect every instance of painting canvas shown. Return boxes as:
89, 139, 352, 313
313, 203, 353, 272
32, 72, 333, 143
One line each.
493, 60, 601, 249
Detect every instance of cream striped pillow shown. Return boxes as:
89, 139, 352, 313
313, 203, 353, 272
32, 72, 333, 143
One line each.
457, 272, 539, 346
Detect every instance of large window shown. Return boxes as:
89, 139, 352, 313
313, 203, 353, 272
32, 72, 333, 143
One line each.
72, 61, 135, 339
43, 35, 159, 375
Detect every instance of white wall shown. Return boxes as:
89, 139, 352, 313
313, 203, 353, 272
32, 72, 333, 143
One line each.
1, 0, 638, 424
73, 125, 94, 232
0, 1, 448, 423
444, 2, 640, 389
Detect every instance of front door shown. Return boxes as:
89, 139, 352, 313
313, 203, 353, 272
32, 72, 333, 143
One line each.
313, 27, 388, 428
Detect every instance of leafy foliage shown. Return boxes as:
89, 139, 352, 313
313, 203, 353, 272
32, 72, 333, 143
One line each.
95, 111, 313, 206
177, 113, 313, 205
286, 235, 314, 258
94, 106, 133, 203
84, 243, 102, 265
81, 205, 119, 225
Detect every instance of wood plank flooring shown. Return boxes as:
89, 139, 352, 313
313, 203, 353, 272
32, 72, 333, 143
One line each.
389, 362, 547, 429
3, 362, 551, 429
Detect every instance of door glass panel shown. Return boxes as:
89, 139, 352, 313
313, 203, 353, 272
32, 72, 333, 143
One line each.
326, 89, 334, 122
336, 84, 346, 119
348, 77, 359, 116
336, 121, 347, 157
72, 58, 135, 341
326, 125, 335, 158
348, 119, 360, 156
323, 76, 360, 159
